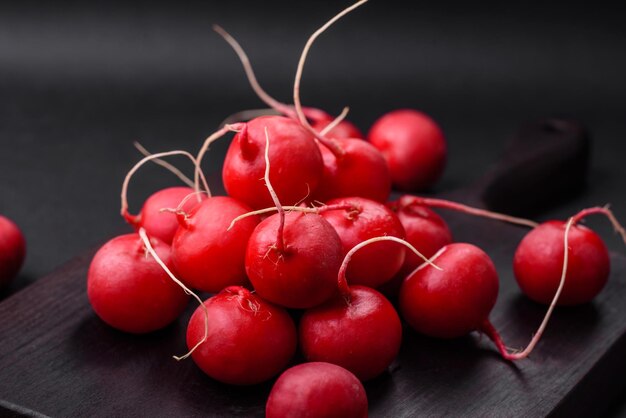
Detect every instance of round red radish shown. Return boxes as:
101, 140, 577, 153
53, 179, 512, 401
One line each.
245, 212, 342, 309
314, 138, 391, 203
380, 196, 453, 296
321, 197, 406, 287
222, 116, 323, 209
300, 285, 402, 381
186, 286, 296, 385
171, 196, 259, 293
303, 107, 364, 140
266, 362, 368, 418
87, 233, 189, 333
514, 220, 610, 305
399, 243, 499, 339
368, 109, 447, 191
125, 186, 205, 244
0, 216, 26, 288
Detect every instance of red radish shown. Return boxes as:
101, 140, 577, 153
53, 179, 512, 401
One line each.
399, 243, 499, 339
0, 216, 26, 288
303, 107, 364, 140
186, 286, 297, 385
125, 187, 205, 244
120, 150, 209, 244
514, 206, 626, 305
368, 109, 447, 191
314, 138, 391, 203
321, 196, 406, 287
87, 233, 189, 333
300, 285, 402, 381
215, 3, 388, 203
245, 210, 342, 309
266, 362, 368, 418
299, 236, 434, 381
380, 196, 453, 296
171, 196, 260, 293
222, 116, 324, 209
244, 130, 343, 309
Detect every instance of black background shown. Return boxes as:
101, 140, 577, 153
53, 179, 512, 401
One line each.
1, 0, 626, 415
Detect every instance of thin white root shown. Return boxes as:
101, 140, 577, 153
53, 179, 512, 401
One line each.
133, 142, 195, 188
138, 228, 209, 361
121, 150, 210, 219
319, 106, 350, 136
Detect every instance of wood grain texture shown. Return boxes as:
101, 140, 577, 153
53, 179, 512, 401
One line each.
1, 119, 623, 417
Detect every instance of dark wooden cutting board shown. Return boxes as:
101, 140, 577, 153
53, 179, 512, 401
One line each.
1, 119, 625, 417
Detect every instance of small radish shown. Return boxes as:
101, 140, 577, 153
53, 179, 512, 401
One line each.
0, 216, 26, 288
246, 211, 343, 309
368, 109, 447, 191
171, 196, 260, 293
380, 195, 453, 296
303, 107, 364, 140
399, 243, 499, 339
514, 206, 626, 305
300, 285, 402, 381
215, 2, 389, 203
266, 362, 368, 418
222, 116, 323, 209
186, 286, 297, 385
300, 236, 435, 381
125, 187, 205, 244
389, 195, 453, 265
313, 138, 391, 203
87, 233, 189, 333
321, 196, 406, 287
244, 129, 342, 308
120, 150, 209, 244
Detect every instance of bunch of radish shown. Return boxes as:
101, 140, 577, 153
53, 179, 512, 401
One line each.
84, 1, 626, 416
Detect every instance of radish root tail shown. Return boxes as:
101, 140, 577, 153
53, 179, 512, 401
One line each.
121, 150, 210, 224
138, 228, 208, 361
337, 235, 441, 302
481, 216, 574, 360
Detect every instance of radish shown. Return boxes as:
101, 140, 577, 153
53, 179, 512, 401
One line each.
215, 1, 391, 203
87, 233, 189, 334
244, 129, 343, 308
300, 236, 435, 381
399, 243, 499, 339
222, 116, 324, 209
321, 196, 406, 287
368, 109, 447, 191
266, 362, 367, 418
120, 150, 209, 244
303, 107, 364, 140
171, 196, 260, 293
380, 195, 453, 296
313, 138, 391, 203
125, 187, 205, 244
186, 285, 297, 385
0, 216, 26, 288
514, 206, 626, 305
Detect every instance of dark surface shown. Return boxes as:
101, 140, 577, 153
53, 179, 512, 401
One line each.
1, 1, 626, 416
